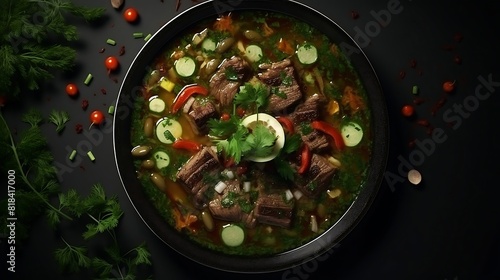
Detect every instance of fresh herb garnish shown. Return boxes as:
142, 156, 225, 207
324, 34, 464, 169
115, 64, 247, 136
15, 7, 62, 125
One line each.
209, 117, 278, 163
234, 82, 268, 113
48, 109, 70, 133
273, 134, 302, 181
244, 124, 277, 158
52, 184, 152, 277
0, 110, 152, 278
164, 130, 176, 142
225, 66, 239, 81
0, 0, 105, 98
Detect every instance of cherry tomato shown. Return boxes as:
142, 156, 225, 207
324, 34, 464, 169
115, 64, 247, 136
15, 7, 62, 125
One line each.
89, 110, 105, 129
401, 105, 415, 117
123, 8, 139, 23
65, 83, 79, 96
443, 80, 456, 93
105, 56, 119, 71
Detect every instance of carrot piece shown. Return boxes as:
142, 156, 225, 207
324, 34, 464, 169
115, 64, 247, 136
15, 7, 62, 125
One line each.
277, 38, 294, 55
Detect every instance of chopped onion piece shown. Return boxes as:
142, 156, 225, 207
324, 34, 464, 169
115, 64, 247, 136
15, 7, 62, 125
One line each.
182, 96, 196, 113
327, 156, 341, 167
243, 181, 251, 192
327, 188, 342, 199
222, 169, 235, 179
310, 215, 318, 233
293, 189, 303, 200
214, 181, 228, 194
285, 189, 294, 201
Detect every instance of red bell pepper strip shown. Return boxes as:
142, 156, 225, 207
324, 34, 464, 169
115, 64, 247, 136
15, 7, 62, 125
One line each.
276, 116, 294, 134
298, 144, 311, 174
311, 120, 345, 150
171, 84, 209, 113
172, 139, 201, 152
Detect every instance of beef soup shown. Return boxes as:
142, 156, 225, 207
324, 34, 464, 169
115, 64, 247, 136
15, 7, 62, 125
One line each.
130, 11, 372, 256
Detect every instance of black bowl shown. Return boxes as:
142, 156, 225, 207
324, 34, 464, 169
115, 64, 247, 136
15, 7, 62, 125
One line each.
113, 0, 388, 273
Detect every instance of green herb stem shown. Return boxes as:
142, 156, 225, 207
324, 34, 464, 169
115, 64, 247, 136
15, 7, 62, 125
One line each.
0, 112, 73, 221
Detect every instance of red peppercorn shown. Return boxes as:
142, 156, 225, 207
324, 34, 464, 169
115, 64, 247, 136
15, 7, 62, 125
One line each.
81, 99, 89, 110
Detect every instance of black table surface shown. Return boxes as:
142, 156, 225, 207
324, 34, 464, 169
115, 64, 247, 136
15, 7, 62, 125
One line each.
2, 0, 500, 279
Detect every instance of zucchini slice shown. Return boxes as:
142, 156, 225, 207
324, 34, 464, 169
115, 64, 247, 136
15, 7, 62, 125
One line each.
175, 56, 197, 77
297, 43, 318, 65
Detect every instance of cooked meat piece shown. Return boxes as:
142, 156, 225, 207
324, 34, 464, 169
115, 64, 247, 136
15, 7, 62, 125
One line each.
208, 180, 243, 222
176, 147, 222, 193
209, 198, 242, 222
254, 193, 294, 228
258, 59, 303, 114
209, 56, 250, 107
193, 183, 211, 209
301, 130, 330, 153
295, 154, 337, 197
186, 98, 219, 135
289, 94, 327, 124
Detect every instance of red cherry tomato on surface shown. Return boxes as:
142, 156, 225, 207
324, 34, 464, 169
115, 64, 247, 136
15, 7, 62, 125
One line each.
105, 56, 119, 71
65, 83, 79, 96
401, 105, 415, 117
123, 8, 139, 23
89, 110, 105, 129
443, 80, 456, 93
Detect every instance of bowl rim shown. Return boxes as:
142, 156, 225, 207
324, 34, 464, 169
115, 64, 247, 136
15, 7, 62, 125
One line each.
113, 0, 389, 273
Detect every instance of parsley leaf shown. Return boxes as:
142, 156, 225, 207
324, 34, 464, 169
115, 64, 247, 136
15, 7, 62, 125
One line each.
234, 82, 268, 113
245, 124, 277, 158
208, 115, 242, 138
48, 109, 70, 133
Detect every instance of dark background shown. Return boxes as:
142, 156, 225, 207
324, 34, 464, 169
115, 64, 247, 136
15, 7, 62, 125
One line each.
2, 0, 500, 279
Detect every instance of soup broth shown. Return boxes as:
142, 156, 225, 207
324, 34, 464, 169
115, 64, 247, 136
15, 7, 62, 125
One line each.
130, 11, 372, 256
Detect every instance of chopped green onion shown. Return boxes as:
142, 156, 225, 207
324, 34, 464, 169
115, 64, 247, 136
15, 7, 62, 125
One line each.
69, 150, 77, 161
144, 33, 152, 42
412, 85, 419, 95
84, 73, 93, 85
133, 32, 144, 38
87, 151, 96, 161
108, 105, 115, 115
106, 38, 116, 46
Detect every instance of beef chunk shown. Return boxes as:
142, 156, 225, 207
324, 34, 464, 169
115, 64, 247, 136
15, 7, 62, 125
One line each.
186, 98, 218, 135
254, 193, 294, 228
289, 94, 327, 124
301, 130, 330, 153
258, 59, 303, 113
208, 180, 243, 222
176, 147, 222, 194
209, 56, 250, 107
295, 154, 337, 197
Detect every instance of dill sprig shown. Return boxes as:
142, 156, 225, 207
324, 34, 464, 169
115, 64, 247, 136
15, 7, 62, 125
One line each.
0, 0, 105, 97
